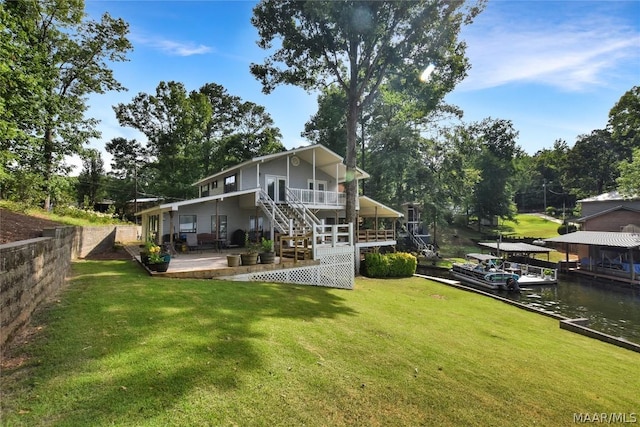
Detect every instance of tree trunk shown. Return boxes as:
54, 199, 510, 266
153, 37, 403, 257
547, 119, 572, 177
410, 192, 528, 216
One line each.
43, 127, 54, 211
345, 95, 359, 236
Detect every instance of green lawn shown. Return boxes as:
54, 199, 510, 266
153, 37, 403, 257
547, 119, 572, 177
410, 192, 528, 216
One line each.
498, 214, 561, 238
2, 260, 638, 426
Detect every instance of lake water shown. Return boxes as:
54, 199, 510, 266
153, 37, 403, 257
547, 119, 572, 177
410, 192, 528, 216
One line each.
420, 268, 640, 345
504, 275, 640, 345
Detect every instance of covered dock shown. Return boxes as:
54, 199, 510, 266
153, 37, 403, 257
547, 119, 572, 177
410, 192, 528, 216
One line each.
545, 231, 640, 285
477, 241, 556, 261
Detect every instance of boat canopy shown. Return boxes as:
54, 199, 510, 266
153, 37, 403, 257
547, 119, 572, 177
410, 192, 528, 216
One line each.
478, 242, 555, 254
465, 253, 502, 261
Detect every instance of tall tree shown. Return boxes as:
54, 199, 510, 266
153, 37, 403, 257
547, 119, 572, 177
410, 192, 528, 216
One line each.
467, 118, 518, 228
114, 81, 213, 200
76, 148, 106, 208
608, 86, 640, 160
115, 81, 284, 199
617, 147, 640, 197
251, 0, 484, 229
105, 137, 149, 215
303, 87, 348, 156
564, 129, 620, 199
2, 0, 132, 209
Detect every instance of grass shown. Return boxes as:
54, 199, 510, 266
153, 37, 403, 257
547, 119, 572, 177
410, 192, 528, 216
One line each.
0, 200, 128, 226
496, 214, 561, 238
2, 260, 638, 426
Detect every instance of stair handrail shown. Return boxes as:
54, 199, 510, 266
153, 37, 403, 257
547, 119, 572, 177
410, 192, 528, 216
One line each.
408, 229, 428, 251
285, 187, 322, 231
258, 189, 292, 234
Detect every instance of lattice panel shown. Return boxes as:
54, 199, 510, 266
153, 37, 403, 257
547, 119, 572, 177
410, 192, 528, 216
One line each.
226, 246, 354, 289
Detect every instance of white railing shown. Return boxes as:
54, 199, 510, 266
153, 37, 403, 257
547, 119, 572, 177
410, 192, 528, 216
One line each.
289, 188, 346, 207
312, 224, 353, 259
258, 189, 292, 234
285, 188, 322, 232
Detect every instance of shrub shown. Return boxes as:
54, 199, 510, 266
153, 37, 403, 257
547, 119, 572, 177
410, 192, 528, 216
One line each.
545, 206, 557, 217
364, 252, 416, 278
557, 223, 577, 235
364, 253, 389, 278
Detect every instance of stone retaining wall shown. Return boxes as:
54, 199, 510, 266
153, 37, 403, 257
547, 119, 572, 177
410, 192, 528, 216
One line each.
0, 224, 139, 348
1, 227, 75, 347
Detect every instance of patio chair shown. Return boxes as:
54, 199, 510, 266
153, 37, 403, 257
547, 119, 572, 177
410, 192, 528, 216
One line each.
185, 233, 198, 251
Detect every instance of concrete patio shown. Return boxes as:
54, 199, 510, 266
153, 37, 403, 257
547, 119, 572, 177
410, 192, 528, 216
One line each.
125, 245, 319, 280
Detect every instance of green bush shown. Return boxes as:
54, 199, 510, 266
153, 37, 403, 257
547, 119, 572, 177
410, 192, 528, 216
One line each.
557, 223, 577, 235
364, 252, 416, 278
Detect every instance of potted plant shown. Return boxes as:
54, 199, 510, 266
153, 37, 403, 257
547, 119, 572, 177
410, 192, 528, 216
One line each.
227, 253, 241, 267
543, 268, 553, 279
259, 237, 275, 264
147, 242, 171, 272
240, 232, 259, 266
140, 240, 157, 265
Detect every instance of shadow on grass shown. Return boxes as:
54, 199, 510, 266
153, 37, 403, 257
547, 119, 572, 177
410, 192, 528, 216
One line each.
3, 260, 357, 425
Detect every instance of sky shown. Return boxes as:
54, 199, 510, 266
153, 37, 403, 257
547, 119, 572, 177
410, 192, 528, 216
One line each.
79, 0, 640, 173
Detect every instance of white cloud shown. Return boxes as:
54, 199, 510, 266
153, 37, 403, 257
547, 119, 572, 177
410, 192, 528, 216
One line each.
131, 33, 213, 57
458, 12, 640, 92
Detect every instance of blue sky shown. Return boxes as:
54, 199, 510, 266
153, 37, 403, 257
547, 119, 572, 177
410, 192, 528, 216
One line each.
81, 0, 640, 172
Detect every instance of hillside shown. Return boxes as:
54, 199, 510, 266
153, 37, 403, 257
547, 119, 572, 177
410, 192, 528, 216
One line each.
0, 208, 63, 244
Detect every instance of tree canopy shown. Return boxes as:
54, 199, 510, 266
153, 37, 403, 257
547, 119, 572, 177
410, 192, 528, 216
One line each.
251, 0, 485, 229
0, 0, 132, 208
114, 81, 285, 201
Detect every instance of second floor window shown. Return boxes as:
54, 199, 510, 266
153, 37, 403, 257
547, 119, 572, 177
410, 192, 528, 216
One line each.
201, 183, 209, 197
224, 174, 236, 193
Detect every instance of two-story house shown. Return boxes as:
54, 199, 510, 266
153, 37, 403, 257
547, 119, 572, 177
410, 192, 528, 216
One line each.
137, 144, 402, 264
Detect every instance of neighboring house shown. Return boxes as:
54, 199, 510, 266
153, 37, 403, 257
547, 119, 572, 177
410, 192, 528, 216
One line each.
137, 144, 403, 263
577, 191, 640, 232
544, 190, 640, 285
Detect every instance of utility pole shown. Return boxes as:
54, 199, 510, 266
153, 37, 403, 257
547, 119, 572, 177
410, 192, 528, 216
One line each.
543, 179, 547, 213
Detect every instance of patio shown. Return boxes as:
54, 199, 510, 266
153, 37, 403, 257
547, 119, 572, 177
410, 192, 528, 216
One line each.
125, 245, 319, 280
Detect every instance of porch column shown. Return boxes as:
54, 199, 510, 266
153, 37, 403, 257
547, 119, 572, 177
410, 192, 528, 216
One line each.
629, 247, 636, 282
158, 212, 164, 245
215, 200, 219, 241
256, 163, 260, 188
312, 149, 316, 205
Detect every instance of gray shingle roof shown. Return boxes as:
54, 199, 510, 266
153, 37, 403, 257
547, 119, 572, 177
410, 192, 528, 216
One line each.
545, 231, 640, 248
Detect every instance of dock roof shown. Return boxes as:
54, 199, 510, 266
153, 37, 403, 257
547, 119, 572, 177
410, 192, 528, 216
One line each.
478, 242, 554, 253
545, 231, 640, 249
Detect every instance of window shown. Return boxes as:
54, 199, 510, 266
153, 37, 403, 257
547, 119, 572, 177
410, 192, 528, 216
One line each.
201, 183, 209, 197
249, 215, 264, 232
212, 180, 218, 189
211, 215, 227, 239
179, 215, 197, 233
224, 174, 236, 193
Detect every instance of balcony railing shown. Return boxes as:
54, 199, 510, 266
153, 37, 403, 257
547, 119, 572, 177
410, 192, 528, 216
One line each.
288, 188, 346, 207
357, 229, 396, 243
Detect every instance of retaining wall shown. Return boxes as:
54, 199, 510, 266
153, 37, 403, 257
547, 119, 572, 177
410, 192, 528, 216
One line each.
0, 224, 139, 348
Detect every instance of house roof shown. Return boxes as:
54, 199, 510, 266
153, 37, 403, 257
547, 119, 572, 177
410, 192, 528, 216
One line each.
478, 242, 555, 253
136, 190, 403, 220
358, 196, 403, 218
193, 144, 370, 186
545, 231, 640, 249
575, 205, 640, 223
136, 188, 259, 216
578, 190, 640, 203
